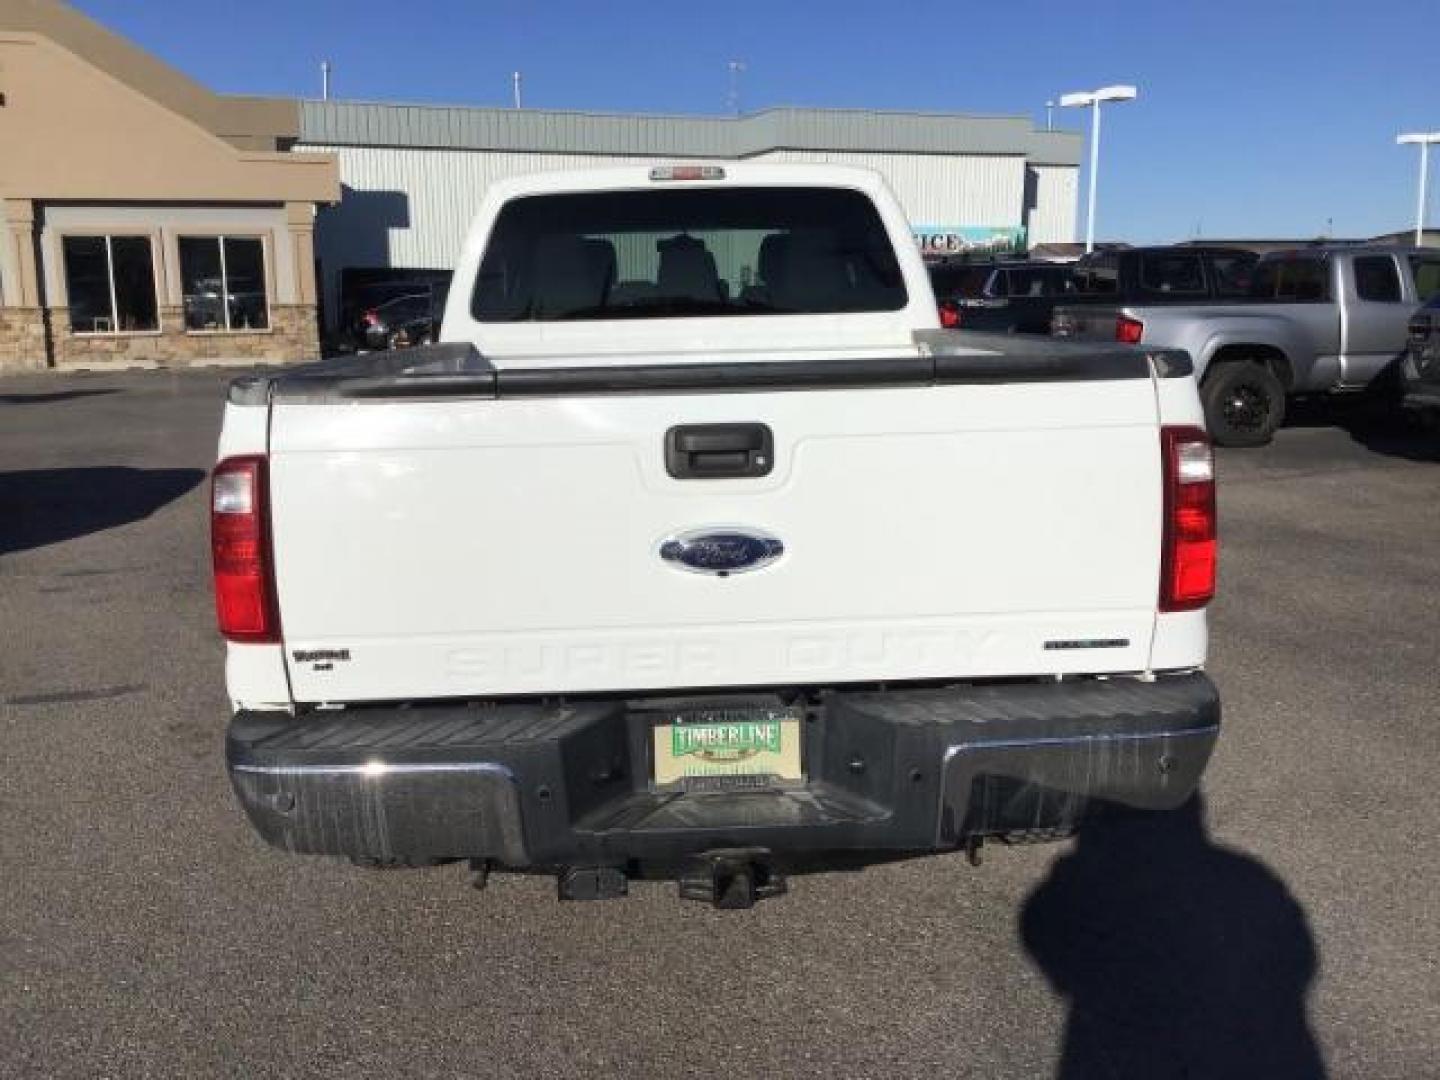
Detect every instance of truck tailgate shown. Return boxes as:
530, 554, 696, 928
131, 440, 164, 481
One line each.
267, 361, 1164, 702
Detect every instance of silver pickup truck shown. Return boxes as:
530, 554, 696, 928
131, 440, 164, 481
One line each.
1053, 246, 1440, 446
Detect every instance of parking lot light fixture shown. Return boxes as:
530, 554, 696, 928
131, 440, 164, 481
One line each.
1061, 85, 1139, 254
1397, 132, 1440, 246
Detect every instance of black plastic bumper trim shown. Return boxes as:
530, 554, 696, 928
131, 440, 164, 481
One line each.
225, 673, 1219, 868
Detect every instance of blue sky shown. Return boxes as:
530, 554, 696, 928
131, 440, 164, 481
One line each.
74, 0, 1438, 244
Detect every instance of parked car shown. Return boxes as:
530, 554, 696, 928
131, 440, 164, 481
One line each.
1053, 246, 1440, 446
1403, 292, 1440, 409
212, 163, 1219, 908
349, 289, 446, 351
927, 259, 1072, 333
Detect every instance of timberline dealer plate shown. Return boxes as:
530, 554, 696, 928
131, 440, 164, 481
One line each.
651, 706, 804, 787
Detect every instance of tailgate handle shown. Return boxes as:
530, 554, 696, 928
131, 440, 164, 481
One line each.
666, 423, 774, 479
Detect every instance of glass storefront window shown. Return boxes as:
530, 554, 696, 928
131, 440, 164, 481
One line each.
62, 235, 158, 333
179, 236, 270, 331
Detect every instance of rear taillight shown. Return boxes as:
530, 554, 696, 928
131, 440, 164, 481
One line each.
211, 455, 279, 643
939, 301, 961, 329
362, 309, 380, 327
1116, 315, 1145, 344
1159, 426, 1217, 612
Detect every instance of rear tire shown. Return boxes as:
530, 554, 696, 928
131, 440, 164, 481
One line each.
1201, 361, 1286, 447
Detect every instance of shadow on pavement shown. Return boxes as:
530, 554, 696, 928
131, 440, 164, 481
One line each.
1021, 796, 1326, 1080
1283, 396, 1440, 463
0, 467, 206, 556
1345, 405, 1440, 463
0, 388, 123, 405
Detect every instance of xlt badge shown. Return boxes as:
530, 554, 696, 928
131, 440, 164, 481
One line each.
292, 648, 352, 672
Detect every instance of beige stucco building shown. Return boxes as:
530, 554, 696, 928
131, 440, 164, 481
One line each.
0, 0, 338, 369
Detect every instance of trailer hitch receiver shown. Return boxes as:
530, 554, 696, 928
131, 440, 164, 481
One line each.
678, 848, 788, 909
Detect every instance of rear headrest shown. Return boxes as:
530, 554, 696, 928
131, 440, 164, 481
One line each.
770, 229, 848, 311
534, 234, 609, 316
582, 239, 617, 293
656, 234, 722, 303
757, 233, 791, 286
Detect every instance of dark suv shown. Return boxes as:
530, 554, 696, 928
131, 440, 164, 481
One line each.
928, 259, 1072, 334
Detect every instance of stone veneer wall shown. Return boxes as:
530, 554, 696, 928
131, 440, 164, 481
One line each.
0, 307, 51, 371
47, 304, 320, 369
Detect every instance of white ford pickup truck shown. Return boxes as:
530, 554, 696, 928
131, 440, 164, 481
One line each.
213, 164, 1220, 907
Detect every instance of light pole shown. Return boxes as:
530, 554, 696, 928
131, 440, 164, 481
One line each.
1397, 132, 1440, 246
727, 60, 746, 117
1060, 85, 1138, 253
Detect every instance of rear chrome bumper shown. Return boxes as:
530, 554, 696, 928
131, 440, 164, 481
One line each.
227, 673, 1219, 869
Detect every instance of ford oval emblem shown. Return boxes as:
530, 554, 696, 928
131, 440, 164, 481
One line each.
659, 528, 785, 576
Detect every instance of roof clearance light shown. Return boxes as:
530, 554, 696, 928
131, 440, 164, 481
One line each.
650, 165, 726, 182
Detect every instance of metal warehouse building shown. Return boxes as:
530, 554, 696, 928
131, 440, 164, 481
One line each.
296, 102, 1082, 333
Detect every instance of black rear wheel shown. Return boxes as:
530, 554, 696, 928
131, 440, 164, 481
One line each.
1201, 361, 1286, 448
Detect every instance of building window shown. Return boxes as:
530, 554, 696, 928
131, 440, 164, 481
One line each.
179, 236, 270, 331
61, 235, 159, 333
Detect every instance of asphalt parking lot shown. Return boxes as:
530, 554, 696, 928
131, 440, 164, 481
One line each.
1, 369, 1437, 1079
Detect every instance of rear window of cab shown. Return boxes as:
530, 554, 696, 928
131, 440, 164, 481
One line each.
471, 186, 908, 322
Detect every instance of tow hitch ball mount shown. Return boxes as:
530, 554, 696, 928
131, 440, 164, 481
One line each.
678, 848, 787, 910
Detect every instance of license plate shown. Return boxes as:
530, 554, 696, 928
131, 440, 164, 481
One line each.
651, 706, 804, 788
